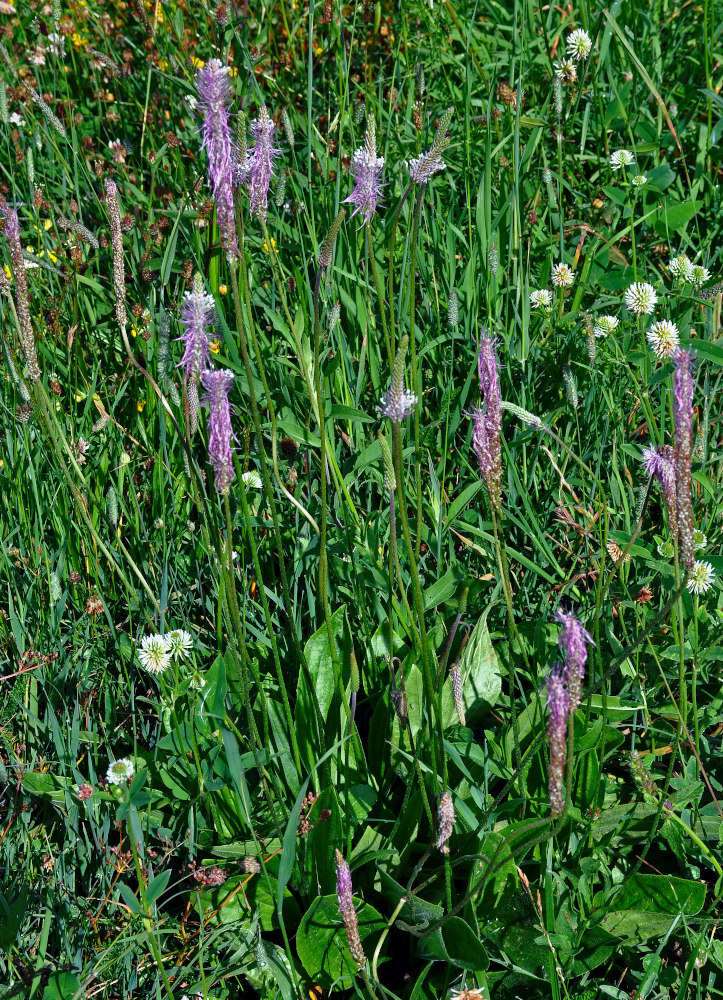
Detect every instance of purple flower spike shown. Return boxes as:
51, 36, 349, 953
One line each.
248, 106, 281, 220
196, 59, 238, 257
642, 444, 677, 535
673, 349, 695, 570
344, 113, 384, 225
334, 849, 366, 970
471, 334, 502, 508
201, 369, 235, 494
178, 273, 216, 381
555, 609, 593, 715
547, 664, 569, 818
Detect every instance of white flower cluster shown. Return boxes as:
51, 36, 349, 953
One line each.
137, 629, 194, 675
106, 758, 135, 786
668, 253, 711, 288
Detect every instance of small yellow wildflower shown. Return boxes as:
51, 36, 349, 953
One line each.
130, 325, 138, 338
191, 56, 205, 70
229, 66, 238, 78
314, 46, 323, 56
158, 58, 169, 72
263, 236, 279, 254
71, 32, 87, 49
219, 284, 228, 296
137, 400, 146, 412
209, 339, 221, 354
4, 265, 11, 282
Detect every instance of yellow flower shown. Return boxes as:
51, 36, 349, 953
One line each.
314, 46, 323, 56
263, 236, 279, 253
130, 325, 138, 338
229, 66, 238, 78
219, 284, 228, 295
191, 56, 205, 69
137, 400, 146, 412
158, 58, 169, 72
209, 339, 221, 354
4, 264, 11, 282
71, 32, 87, 49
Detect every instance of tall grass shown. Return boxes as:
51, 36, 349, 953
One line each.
1, 0, 722, 998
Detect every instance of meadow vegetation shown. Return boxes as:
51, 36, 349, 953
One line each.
1, 0, 723, 997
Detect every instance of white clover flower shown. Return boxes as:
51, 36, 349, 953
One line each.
693, 529, 707, 550
610, 149, 634, 171
632, 174, 647, 187
689, 265, 711, 289
687, 560, 716, 595
554, 59, 577, 85
593, 315, 619, 338
669, 254, 693, 280
566, 28, 592, 61
189, 673, 205, 691
625, 281, 658, 315
657, 539, 674, 560
646, 319, 679, 359
552, 263, 574, 288
9, 112, 24, 127
530, 288, 553, 309
242, 470, 263, 489
138, 634, 171, 675
164, 629, 193, 660
106, 758, 135, 785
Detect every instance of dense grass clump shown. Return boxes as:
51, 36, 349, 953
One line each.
1, 0, 723, 997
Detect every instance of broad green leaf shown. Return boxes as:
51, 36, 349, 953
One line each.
42, 973, 82, 1000
417, 917, 489, 971
295, 605, 345, 772
442, 615, 501, 727
595, 874, 705, 942
651, 200, 701, 237
145, 869, 171, 906
296, 894, 385, 985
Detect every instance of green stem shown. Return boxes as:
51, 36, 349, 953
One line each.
236, 458, 302, 780
366, 221, 391, 365
408, 183, 426, 560
391, 421, 446, 808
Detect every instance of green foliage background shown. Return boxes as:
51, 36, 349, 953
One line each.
1, 0, 723, 996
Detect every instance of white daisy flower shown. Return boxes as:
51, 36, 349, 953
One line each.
687, 560, 716, 595
551, 263, 574, 288
625, 282, 658, 315
530, 289, 553, 309
657, 539, 674, 560
566, 28, 592, 61
242, 470, 263, 489
164, 629, 193, 660
106, 758, 135, 785
9, 112, 24, 127
689, 265, 711, 289
646, 319, 679, 359
693, 529, 707, 551
554, 59, 577, 85
632, 174, 647, 187
137, 634, 171, 675
593, 315, 619, 338
610, 149, 634, 171
669, 254, 693, 280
